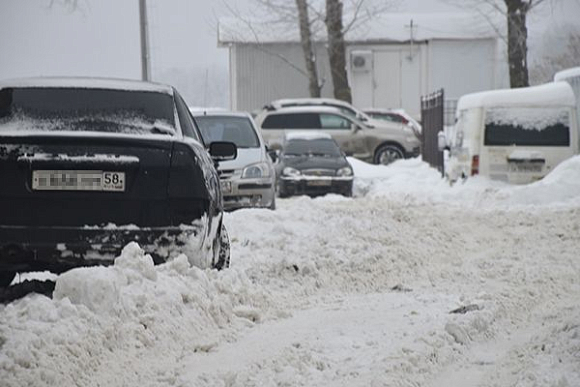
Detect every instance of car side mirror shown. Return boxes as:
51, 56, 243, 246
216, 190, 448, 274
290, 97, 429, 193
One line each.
351, 123, 362, 132
268, 149, 280, 163
437, 131, 448, 152
209, 141, 237, 161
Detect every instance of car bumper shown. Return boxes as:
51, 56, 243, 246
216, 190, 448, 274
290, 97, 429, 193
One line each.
0, 225, 204, 273
279, 176, 353, 197
221, 178, 275, 210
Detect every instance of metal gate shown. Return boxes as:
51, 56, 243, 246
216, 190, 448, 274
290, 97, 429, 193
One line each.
420, 89, 444, 174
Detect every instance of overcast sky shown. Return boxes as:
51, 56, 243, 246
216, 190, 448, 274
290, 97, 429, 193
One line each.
1, 0, 578, 105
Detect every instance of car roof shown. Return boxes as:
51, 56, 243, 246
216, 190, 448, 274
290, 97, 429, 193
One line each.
190, 109, 252, 119
267, 98, 357, 111
284, 131, 332, 141
262, 105, 349, 115
0, 77, 174, 95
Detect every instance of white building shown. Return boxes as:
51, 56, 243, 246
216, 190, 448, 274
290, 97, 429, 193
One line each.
219, 13, 509, 118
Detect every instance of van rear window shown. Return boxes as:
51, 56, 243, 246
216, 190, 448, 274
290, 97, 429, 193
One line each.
484, 107, 570, 146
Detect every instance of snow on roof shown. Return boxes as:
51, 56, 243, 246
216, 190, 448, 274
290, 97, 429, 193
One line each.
284, 131, 332, 141
269, 105, 346, 115
554, 67, 580, 82
218, 12, 501, 44
0, 77, 174, 94
270, 98, 354, 109
456, 82, 576, 111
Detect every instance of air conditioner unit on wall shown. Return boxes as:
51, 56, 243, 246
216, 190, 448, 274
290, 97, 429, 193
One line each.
350, 50, 372, 73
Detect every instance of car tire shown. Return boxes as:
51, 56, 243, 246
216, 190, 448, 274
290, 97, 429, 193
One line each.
374, 144, 405, 165
213, 224, 231, 270
277, 182, 288, 198
0, 271, 16, 288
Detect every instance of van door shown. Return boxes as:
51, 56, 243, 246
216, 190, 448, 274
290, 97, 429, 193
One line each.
480, 106, 575, 184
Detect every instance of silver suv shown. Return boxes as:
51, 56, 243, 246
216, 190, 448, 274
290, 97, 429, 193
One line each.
255, 106, 421, 165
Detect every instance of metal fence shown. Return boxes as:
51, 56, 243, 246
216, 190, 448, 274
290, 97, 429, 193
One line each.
420, 89, 445, 174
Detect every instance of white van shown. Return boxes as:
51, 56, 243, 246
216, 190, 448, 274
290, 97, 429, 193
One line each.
443, 82, 579, 184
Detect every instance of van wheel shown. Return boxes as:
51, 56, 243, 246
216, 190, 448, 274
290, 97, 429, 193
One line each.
213, 224, 231, 270
0, 272, 16, 288
374, 144, 404, 165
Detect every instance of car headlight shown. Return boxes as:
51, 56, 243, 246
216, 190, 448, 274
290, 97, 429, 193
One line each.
337, 167, 353, 177
282, 167, 301, 176
242, 162, 271, 179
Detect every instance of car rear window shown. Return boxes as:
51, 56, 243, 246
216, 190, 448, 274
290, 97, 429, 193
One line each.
284, 138, 342, 157
484, 107, 570, 146
0, 87, 176, 135
195, 115, 260, 148
261, 113, 321, 129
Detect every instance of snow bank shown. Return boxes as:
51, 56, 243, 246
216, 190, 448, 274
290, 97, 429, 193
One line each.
1, 153, 579, 387
0, 243, 268, 387
350, 155, 580, 208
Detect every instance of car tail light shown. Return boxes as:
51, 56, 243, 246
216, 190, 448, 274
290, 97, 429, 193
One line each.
471, 155, 479, 176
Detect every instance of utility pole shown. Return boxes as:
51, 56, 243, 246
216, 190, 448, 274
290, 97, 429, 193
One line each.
139, 0, 151, 81
405, 19, 416, 61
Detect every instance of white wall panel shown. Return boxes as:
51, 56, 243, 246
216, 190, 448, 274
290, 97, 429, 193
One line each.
233, 43, 332, 112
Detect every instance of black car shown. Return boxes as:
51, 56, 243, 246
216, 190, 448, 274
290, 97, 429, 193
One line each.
0, 77, 236, 287
275, 132, 353, 197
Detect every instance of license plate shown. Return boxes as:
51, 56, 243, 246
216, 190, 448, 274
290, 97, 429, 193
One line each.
509, 163, 542, 173
220, 180, 232, 194
307, 180, 331, 186
32, 170, 125, 192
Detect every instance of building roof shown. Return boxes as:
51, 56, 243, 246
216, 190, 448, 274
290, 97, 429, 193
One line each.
456, 82, 576, 111
218, 12, 502, 45
0, 77, 174, 94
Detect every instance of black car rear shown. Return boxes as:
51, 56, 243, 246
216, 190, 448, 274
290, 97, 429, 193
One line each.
0, 79, 229, 286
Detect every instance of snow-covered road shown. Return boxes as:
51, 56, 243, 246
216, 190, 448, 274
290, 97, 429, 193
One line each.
1, 157, 579, 387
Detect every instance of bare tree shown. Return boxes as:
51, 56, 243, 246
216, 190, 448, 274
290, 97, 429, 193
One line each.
296, 0, 322, 97
503, 0, 550, 87
325, 0, 351, 102
446, 0, 551, 88
530, 24, 580, 84
223, 0, 395, 101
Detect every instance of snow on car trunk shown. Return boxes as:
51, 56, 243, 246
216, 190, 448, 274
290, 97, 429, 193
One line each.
1, 157, 580, 387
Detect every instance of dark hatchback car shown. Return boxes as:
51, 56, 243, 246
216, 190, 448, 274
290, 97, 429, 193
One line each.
275, 132, 353, 197
0, 77, 236, 287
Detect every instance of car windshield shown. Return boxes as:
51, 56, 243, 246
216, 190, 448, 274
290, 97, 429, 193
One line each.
0, 87, 176, 135
195, 115, 260, 148
284, 138, 342, 157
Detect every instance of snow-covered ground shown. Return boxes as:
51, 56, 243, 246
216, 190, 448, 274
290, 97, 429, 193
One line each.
1, 156, 580, 387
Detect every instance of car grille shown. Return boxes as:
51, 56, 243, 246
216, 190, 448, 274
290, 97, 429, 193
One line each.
301, 168, 335, 177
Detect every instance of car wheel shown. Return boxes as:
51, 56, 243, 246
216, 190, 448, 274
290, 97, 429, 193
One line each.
374, 144, 404, 165
0, 271, 16, 288
277, 182, 288, 198
213, 224, 231, 270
